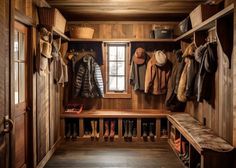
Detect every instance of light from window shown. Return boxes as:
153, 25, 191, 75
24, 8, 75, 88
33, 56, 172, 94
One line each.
107, 44, 126, 92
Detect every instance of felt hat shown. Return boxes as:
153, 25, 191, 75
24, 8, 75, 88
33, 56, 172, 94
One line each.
133, 47, 146, 65
154, 50, 167, 66
40, 27, 52, 42
40, 39, 52, 58
51, 37, 61, 58
182, 42, 196, 57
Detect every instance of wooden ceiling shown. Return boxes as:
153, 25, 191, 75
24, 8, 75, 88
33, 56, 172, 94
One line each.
47, 0, 208, 21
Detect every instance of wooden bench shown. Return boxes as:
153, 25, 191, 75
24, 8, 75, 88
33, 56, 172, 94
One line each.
167, 113, 234, 168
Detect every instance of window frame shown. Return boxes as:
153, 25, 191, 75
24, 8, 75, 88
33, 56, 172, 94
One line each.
103, 42, 131, 99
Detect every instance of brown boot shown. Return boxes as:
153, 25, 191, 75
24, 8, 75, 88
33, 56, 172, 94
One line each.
104, 121, 109, 139
110, 120, 115, 139
94, 121, 99, 139
91, 121, 95, 138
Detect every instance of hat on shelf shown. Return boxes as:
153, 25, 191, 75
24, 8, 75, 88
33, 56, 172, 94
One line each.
133, 47, 146, 65
155, 50, 167, 66
40, 39, 52, 59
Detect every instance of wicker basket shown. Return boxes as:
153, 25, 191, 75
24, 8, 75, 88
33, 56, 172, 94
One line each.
38, 7, 66, 33
70, 26, 94, 39
190, 4, 219, 28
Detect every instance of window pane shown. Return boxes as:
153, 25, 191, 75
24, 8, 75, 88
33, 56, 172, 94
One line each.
19, 63, 25, 103
19, 33, 25, 61
109, 77, 117, 91
117, 62, 125, 75
15, 63, 19, 104
117, 77, 125, 91
117, 46, 125, 60
14, 31, 19, 61
109, 62, 117, 75
109, 46, 117, 61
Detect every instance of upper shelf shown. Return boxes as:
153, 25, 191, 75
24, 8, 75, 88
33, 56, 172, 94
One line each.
175, 3, 234, 41
52, 26, 70, 41
70, 38, 176, 42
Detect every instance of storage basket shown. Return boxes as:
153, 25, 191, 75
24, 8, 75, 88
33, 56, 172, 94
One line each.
38, 7, 66, 33
190, 4, 219, 28
70, 26, 94, 39
178, 16, 192, 34
225, 0, 234, 7
154, 28, 173, 39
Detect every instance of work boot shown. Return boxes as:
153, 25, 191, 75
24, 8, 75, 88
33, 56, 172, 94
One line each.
132, 127, 137, 137
110, 120, 115, 139
65, 122, 71, 139
91, 120, 95, 138
123, 120, 128, 139
104, 121, 109, 139
94, 121, 99, 139
72, 123, 77, 140
142, 123, 148, 140
149, 122, 155, 140
128, 120, 133, 139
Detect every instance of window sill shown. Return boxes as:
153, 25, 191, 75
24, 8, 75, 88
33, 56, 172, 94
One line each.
104, 93, 132, 99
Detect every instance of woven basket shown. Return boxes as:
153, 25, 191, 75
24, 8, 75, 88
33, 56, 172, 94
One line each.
70, 26, 94, 39
38, 7, 66, 33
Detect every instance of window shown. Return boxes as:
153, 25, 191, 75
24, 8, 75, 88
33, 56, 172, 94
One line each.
104, 43, 131, 98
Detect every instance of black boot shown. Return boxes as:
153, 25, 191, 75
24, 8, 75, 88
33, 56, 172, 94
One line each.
72, 123, 77, 140
142, 123, 148, 140
65, 122, 71, 139
128, 120, 133, 141
149, 123, 155, 140
123, 120, 128, 140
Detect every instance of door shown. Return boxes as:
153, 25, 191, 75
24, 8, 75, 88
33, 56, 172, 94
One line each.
14, 21, 28, 168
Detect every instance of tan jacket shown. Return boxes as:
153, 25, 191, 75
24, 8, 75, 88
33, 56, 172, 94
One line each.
145, 55, 172, 95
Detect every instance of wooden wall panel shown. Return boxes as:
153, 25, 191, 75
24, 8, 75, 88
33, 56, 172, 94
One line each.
233, 1, 236, 147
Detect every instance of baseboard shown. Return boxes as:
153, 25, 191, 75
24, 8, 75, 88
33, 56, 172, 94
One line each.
36, 137, 62, 168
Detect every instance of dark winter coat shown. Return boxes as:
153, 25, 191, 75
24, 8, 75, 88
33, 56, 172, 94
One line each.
74, 55, 104, 98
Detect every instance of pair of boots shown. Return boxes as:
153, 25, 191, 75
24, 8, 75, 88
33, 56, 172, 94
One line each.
175, 138, 189, 166
104, 120, 115, 139
65, 122, 77, 140
124, 120, 135, 140
91, 120, 99, 139
142, 122, 154, 139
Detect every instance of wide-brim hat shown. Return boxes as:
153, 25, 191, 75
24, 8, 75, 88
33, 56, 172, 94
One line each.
183, 42, 196, 57
40, 27, 52, 42
155, 50, 167, 66
133, 47, 146, 65
40, 39, 52, 58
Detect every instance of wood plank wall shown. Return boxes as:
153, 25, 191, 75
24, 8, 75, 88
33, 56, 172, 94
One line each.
233, 1, 236, 147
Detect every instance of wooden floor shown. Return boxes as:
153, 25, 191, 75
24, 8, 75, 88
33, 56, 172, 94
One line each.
44, 140, 184, 168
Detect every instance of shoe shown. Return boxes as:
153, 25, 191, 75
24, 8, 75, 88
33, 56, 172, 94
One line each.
124, 120, 128, 138
104, 121, 109, 139
128, 120, 133, 138
142, 123, 148, 138
149, 123, 155, 139
72, 123, 77, 140
110, 120, 115, 139
94, 121, 99, 139
91, 121, 95, 138
132, 127, 137, 137
65, 122, 71, 139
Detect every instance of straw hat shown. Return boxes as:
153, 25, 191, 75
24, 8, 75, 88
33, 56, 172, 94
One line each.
40, 39, 52, 58
154, 50, 167, 66
133, 47, 146, 65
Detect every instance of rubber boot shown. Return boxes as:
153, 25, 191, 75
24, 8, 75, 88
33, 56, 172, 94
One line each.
94, 121, 99, 139
65, 122, 71, 139
110, 120, 115, 140
149, 122, 155, 140
128, 120, 133, 140
123, 120, 128, 140
104, 121, 109, 140
91, 120, 95, 139
142, 123, 148, 140
72, 123, 77, 140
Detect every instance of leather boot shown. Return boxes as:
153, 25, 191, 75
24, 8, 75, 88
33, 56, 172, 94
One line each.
94, 121, 99, 139
132, 127, 137, 137
72, 123, 77, 140
128, 120, 133, 139
91, 121, 95, 138
110, 120, 115, 139
123, 120, 128, 138
142, 123, 148, 139
104, 121, 109, 139
65, 122, 71, 139
149, 123, 155, 139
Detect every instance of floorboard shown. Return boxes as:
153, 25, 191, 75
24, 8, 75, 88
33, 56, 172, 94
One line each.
44, 140, 184, 168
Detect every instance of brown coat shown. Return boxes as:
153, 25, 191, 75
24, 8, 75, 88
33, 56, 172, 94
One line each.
145, 55, 172, 95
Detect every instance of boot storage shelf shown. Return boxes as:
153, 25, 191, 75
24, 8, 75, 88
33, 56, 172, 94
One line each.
167, 113, 234, 168
61, 110, 170, 142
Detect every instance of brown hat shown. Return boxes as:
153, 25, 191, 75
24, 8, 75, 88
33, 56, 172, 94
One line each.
133, 47, 146, 65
